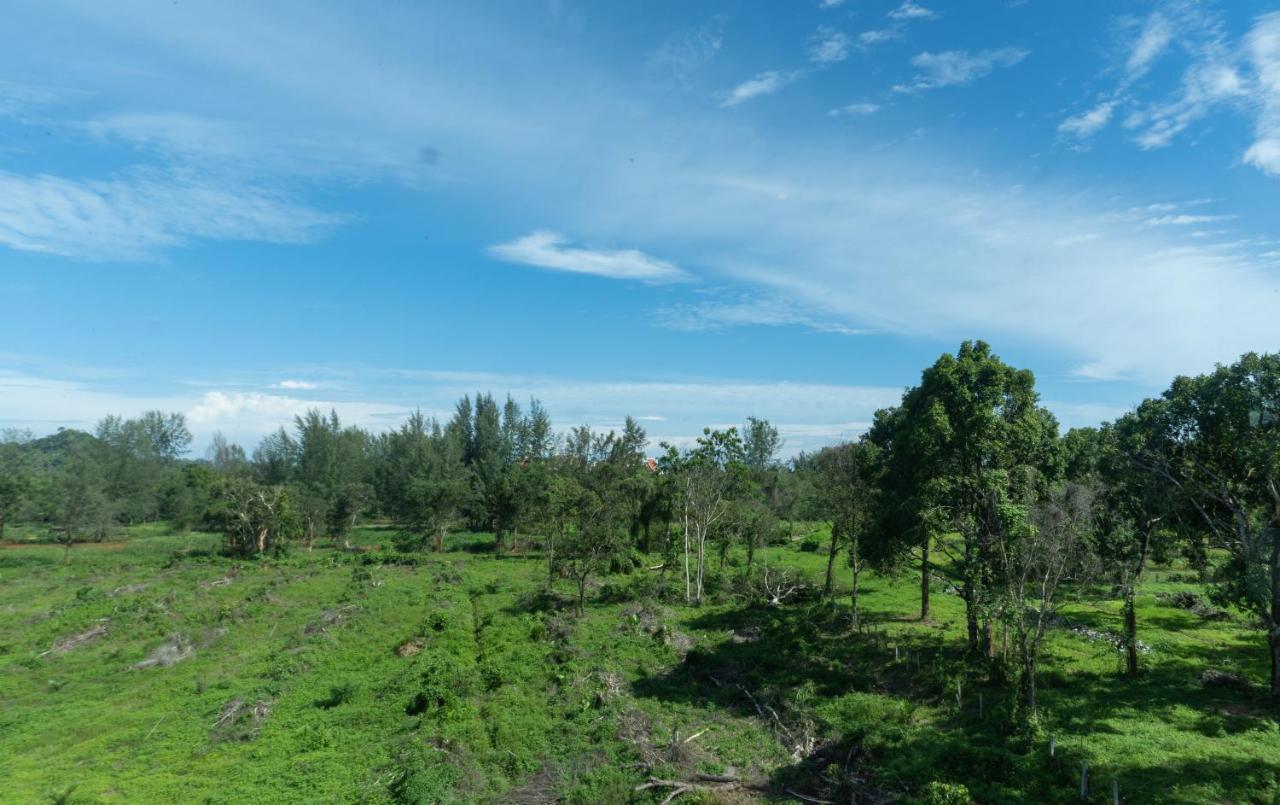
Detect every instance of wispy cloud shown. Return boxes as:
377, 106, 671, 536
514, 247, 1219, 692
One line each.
487, 230, 688, 283
888, 2, 938, 21
648, 16, 726, 87
656, 296, 870, 336
858, 28, 902, 48
808, 28, 852, 64
829, 102, 882, 117
895, 47, 1029, 92
271, 379, 318, 390
1126, 12, 1176, 79
1143, 213, 1235, 227
1058, 101, 1116, 140
720, 70, 804, 107
1244, 13, 1280, 176
1060, 5, 1260, 159
0, 169, 345, 260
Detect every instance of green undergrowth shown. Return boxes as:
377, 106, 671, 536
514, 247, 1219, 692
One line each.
1, 524, 1278, 803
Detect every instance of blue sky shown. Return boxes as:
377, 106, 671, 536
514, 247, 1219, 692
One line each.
2, 0, 1279, 456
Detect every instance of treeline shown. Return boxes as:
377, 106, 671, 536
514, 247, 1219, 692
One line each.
3, 344, 1280, 715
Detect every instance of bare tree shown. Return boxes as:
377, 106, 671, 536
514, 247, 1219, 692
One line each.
662, 429, 743, 605
997, 477, 1093, 719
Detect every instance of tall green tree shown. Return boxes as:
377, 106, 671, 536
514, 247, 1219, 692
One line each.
813, 442, 879, 615
870, 341, 1059, 652
0, 472, 29, 539
379, 412, 470, 552
1136, 353, 1280, 698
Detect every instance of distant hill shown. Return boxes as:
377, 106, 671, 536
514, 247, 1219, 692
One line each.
0, 429, 101, 474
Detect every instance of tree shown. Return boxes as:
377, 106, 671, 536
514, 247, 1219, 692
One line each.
379, 412, 470, 552
1088, 416, 1176, 677
0, 471, 29, 540
870, 341, 1059, 653
996, 475, 1092, 719
292, 409, 373, 542
455, 394, 551, 551
45, 444, 113, 560
209, 480, 301, 558
207, 432, 249, 474
662, 428, 744, 605
252, 428, 297, 485
741, 417, 783, 569
546, 426, 631, 613
813, 442, 878, 620
137, 410, 192, 464
1136, 353, 1280, 699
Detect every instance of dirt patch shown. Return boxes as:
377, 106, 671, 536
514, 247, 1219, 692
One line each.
396, 638, 425, 657
132, 634, 194, 669
199, 568, 240, 590
305, 605, 361, 636
1, 541, 128, 551
41, 621, 109, 656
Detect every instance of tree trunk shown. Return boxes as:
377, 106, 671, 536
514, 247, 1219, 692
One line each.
642, 518, 651, 554
695, 527, 706, 604
823, 527, 839, 598
920, 541, 930, 620
746, 531, 756, 571
1270, 632, 1280, 702
964, 576, 979, 651
434, 526, 445, 553
1022, 655, 1038, 717
683, 509, 692, 604
494, 524, 505, 553
1123, 578, 1140, 677
577, 575, 587, 616
850, 556, 861, 630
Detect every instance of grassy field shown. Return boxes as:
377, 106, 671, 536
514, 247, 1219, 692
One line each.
2, 524, 1278, 804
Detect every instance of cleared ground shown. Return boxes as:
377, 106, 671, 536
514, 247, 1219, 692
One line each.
1, 524, 1277, 803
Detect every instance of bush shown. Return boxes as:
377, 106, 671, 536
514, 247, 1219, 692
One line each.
916, 781, 971, 805
315, 681, 357, 709
405, 650, 477, 716
799, 534, 823, 553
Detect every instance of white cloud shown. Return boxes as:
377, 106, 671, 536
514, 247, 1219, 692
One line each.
1061, 6, 1272, 162
1245, 13, 1280, 176
271, 379, 318, 390
1143, 213, 1234, 227
858, 28, 902, 48
720, 70, 803, 107
1058, 101, 1116, 140
486, 230, 687, 283
808, 28, 851, 64
0, 169, 345, 259
1126, 12, 1175, 79
0, 363, 906, 458
829, 102, 881, 116
819, 0, 849, 7
897, 48, 1029, 92
888, 2, 937, 21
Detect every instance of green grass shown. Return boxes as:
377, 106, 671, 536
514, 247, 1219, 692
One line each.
1, 524, 1278, 803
